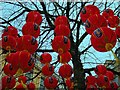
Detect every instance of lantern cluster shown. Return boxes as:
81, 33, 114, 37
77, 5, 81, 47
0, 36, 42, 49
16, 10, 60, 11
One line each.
2, 75, 36, 90
2, 51, 36, 89
52, 16, 71, 55
1, 10, 42, 90
52, 16, 73, 78
80, 5, 120, 52
86, 65, 119, 89
22, 10, 42, 38
39, 52, 58, 89
16, 75, 35, 90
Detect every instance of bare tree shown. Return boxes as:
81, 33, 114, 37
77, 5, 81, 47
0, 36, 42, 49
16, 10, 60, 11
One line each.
0, 0, 120, 90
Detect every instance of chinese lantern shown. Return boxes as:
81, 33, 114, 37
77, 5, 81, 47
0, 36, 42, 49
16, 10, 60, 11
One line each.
39, 52, 52, 64
65, 77, 74, 89
5, 53, 15, 63
54, 25, 70, 37
18, 75, 27, 84
94, 65, 107, 75
2, 76, 16, 89
18, 51, 31, 68
58, 51, 72, 64
54, 16, 69, 27
85, 14, 107, 34
86, 75, 96, 85
80, 5, 100, 23
6, 51, 20, 68
96, 75, 110, 88
105, 70, 114, 81
2, 35, 17, 51
22, 22, 40, 38
3, 63, 18, 76
27, 82, 36, 90
16, 35, 38, 54
26, 10, 42, 25
102, 9, 114, 20
2, 26, 18, 38
115, 26, 120, 38
44, 76, 58, 89
91, 27, 117, 52
52, 36, 70, 54
42, 64, 54, 76
58, 64, 73, 78
108, 15, 119, 28
15, 83, 26, 90
19, 51, 35, 73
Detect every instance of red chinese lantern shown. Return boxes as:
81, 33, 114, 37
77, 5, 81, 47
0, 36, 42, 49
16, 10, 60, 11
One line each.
42, 64, 54, 76
22, 22, 40, 38
15, 83, 26, 90
39, 52, 52, 64
58, 64, 73, 78
54, 16, 69, 27
91, 27, 117, 52
86, 85, 97, 90
27, 82, 36, 90
96, 75, 110, 88
115, 26, 120, 38
80, 5, 100, 23
6, 52, 20, 68
85, 14, 107, 35
18, 75, 27, 84
102, 9, 114, 20
19, 51, 35, 73
3, 63, 18, 76
5, 53, 15, 63
58, 51, 72, 64
2, 26, 18, 38
94, 65, 107, 75
108, 15, 119, 28
86, 75, 96, 85
65, 77, 74, 89
44, 76, 58, 89
26, 10, 42, 25
52, 36, 71, 54
18, 51, 31, 68
105, 70, 114, 81
2, 35, 17, 51
16, 35, 38, 54
54, 25, 70, 37
2, 76, 16, 89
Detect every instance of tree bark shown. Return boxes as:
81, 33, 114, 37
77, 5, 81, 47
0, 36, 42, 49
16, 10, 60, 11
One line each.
72, 52, 85, 90
70, 41, 85, 90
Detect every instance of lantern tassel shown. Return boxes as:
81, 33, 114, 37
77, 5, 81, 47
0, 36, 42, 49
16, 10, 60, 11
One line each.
21, 80, 28, 90
15, 68, 23, 77
111, 50, 120, 65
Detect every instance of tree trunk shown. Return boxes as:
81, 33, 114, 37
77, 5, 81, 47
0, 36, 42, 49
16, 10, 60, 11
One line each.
72, 53, 85, 90
70, 41, 85, 90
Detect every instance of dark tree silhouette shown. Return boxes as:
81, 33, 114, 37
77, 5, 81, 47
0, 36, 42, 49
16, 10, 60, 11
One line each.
0, 0, 120, 90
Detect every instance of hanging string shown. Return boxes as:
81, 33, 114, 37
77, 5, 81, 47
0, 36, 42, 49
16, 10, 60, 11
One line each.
111, 49, 120, 65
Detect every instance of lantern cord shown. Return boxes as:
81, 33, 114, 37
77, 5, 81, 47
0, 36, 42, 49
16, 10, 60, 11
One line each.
21, 80, 28, 90
111, 50, 120, 65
